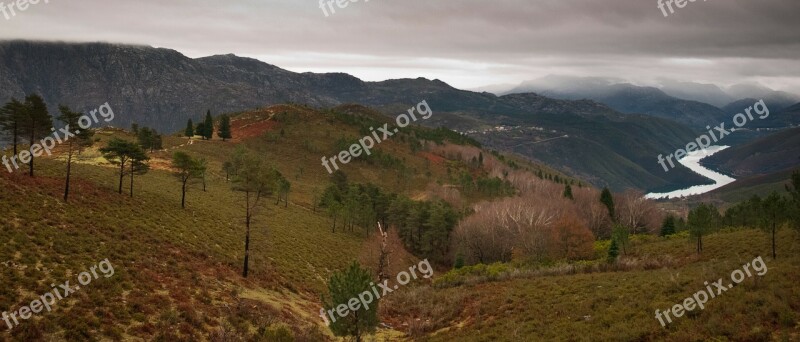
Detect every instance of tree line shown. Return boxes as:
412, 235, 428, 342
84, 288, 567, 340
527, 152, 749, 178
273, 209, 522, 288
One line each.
319, 170, 460, 264
674, 171, 800, 259
185, 110, 232, 141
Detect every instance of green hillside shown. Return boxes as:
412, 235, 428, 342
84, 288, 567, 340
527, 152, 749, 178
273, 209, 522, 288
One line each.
1, 102, 798, 341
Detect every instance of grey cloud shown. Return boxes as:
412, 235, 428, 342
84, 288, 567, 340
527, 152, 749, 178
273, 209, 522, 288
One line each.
0, 0, 798, 92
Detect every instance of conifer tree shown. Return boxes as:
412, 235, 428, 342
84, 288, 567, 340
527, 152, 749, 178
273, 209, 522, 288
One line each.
0, 98, 25, 155
58, 105, 94, 201
100, 138, 145, 194
185, 119, 194, 137
322, 261, 379, 341
218, 114, 232, 141
563, 184, 573, 200
172, 151, 205, 208
22, 94, 54, 177
660, 215, 676, 236
203, 110, 214, 140
600, 187, 615, 221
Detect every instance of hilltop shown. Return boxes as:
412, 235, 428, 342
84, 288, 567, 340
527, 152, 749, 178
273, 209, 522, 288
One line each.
0, 41, 707, 191
0, 103, 578, 340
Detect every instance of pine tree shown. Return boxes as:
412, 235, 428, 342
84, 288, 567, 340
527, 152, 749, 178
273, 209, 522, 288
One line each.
172, 152, 205, 209
607, 238, 619, 263
322, 261, 379, 341
759, 192, 788, 259
563, 184, 573, 200
227, 147, 278, 277
185, 119, 194, 137
58, 105, 94, 201
100, 138, 145, 194
611, 224, 629, 255
688, 203, 719, 254
0, 98, 26, 155
600, 187, 615, 221
660, 215, 676, 236
218, 114, 232, 141
22, 94, 54, 177
128, 147, 150, 198
196, 122, 205, 139
203, 110, 214, 140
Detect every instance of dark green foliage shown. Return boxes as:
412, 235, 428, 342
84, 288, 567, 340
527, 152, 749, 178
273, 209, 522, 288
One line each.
600, 187, 615, 221
0, 98, 26, 155
218, 114, 232, 141
331, 109, 479, 147
322, 261, 379, 341
319, 180, 459, 264
660, 215, 676, 236
688, 203, 720, 254
758, 192, 789, 259
607, 238, 619, 263
21, 94, 54, 176
196, 122, 205, 138
127, 146, 150, 198
172, 152, 206, 209
226, 146, 283, 277
58, 105, 95, 201
611, 224, 629, 255
136, 127, 163, 152
331, 170, 348, 191
454, 254, 465, 269
333, 136, 404, 170
454, 170, 514, 198
203, 110, 214, 140
100, 138, 148, 194
722, 187, 794, 259
185, 119, 194, 137
475, 176, 515, 197
563, 184, 573, 200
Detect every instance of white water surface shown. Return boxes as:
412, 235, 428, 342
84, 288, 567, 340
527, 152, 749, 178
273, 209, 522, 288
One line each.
646, 145, 736, 199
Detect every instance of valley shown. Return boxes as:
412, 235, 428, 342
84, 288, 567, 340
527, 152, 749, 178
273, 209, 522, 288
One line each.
1, 2, 800, 339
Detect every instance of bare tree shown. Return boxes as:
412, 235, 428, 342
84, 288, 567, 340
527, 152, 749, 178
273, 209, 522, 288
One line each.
617, 189, 661, 235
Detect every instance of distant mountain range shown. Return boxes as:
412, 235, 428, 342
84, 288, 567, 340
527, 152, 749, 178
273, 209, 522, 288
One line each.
492, 75, 800, 130
0, 41, 746, 191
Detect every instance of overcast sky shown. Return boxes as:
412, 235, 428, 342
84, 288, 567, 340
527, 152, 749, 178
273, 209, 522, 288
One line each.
1, 0, 799, 93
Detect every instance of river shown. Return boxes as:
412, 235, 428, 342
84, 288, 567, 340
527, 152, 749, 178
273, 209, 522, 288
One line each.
645, 145, 736, 199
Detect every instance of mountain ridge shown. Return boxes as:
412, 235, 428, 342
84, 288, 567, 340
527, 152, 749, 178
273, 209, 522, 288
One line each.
0, 41, 705, 191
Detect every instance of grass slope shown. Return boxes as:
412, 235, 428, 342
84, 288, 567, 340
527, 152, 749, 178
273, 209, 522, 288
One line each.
415, 229, 800, 341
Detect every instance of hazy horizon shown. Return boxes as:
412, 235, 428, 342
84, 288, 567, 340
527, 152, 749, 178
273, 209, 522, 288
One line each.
0, 0, 798, 93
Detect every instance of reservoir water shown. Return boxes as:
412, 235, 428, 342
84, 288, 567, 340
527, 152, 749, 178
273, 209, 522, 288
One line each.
645, 145, 736, 199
